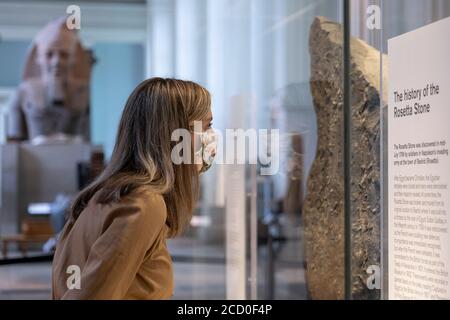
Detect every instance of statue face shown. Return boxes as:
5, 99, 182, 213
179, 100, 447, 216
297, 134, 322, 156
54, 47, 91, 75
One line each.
38, 38, 75, 80
35, 26, 78, 103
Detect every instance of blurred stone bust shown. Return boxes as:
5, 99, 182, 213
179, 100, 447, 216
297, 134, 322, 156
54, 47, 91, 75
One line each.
7, 17, 92, 144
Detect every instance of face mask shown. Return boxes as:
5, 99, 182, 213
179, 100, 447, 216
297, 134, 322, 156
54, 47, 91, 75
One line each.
194, 128, 217, 174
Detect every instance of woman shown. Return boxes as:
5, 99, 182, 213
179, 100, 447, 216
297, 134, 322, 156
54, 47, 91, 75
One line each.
52, 78, 214, 299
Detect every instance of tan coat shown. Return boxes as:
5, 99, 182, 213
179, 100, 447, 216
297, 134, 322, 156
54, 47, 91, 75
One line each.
52, 187, 173, 300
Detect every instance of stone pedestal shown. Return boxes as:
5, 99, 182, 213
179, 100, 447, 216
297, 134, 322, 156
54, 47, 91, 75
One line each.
0, 143, 99, 238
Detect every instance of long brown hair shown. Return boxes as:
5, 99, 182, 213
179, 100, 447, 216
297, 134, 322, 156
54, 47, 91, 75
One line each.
70, 77, 211, 237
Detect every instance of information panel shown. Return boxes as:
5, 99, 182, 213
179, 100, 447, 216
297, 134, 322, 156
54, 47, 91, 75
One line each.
388, 17, 450, 299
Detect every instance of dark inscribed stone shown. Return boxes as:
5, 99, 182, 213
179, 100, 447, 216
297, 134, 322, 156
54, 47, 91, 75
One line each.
303, 16, 388, 300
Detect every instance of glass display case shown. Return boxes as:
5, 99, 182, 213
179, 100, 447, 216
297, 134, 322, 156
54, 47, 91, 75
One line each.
1, 0, 450, 301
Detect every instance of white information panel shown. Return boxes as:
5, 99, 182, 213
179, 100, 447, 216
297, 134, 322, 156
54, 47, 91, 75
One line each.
388, 17, 450, 299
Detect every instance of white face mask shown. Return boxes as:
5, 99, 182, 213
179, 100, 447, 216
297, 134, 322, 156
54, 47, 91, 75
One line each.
194, 128, 217, 174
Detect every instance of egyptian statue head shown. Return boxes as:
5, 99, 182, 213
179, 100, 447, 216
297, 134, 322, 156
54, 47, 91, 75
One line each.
8, 17, 92, 143
36, 19, 78, 103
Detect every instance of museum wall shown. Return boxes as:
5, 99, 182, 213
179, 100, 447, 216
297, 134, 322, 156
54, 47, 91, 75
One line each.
0, 41, 29, 87
90, 43, 145, 158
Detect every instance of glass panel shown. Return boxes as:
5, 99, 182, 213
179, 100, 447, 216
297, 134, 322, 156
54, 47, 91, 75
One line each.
348, 0, 384, 300
146, 0, 346, 300
347, 0, 450, 301
0, 0, 352, 301
250, 0, 346, 300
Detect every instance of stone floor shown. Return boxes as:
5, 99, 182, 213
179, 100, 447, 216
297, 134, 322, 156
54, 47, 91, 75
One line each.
0, 224, 307, 300
0, 261, 306, 300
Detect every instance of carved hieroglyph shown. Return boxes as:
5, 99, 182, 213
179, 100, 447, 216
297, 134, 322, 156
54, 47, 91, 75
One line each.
303, 16, 388, 300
